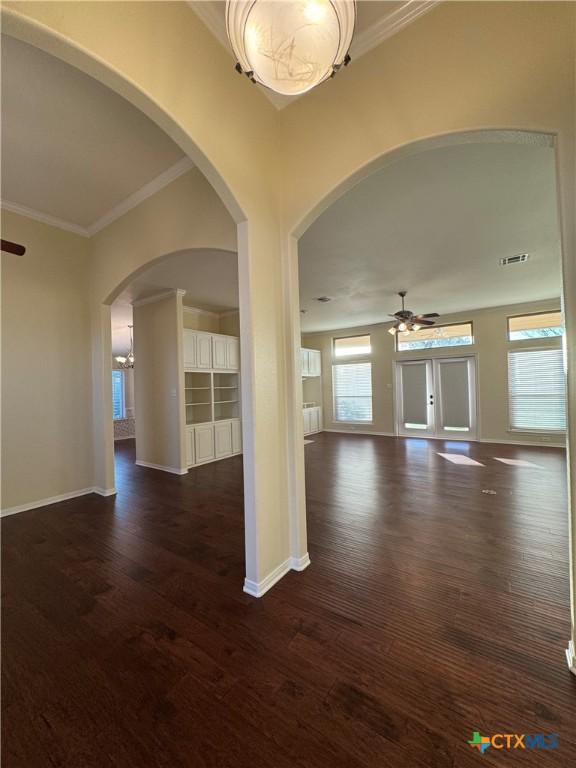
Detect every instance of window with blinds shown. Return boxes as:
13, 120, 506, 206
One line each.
508, 348, 566, 432
112, 370, 125, 420
333, 362, 373, 423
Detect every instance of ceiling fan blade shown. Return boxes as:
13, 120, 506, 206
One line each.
416, 313, 440, 319
1, 239, 25, 256
416, 319, 435, 326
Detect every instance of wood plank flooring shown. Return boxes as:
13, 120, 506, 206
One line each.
3, 434, 575, 767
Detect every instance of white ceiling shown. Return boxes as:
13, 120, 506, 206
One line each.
111, 249, 238, 356
299, 142, 562, 332
189, 1, 437, 109
1, 35, 188, 234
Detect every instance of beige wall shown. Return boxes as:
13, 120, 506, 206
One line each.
303, 299, 564, 446
182, 308, 240, 336
1, 210, 93, 511
133, 292, 185, 472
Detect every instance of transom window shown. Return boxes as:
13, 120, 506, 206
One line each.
334, 334, 371, 358
396, 323, 473, 352
507, 311, 563, 341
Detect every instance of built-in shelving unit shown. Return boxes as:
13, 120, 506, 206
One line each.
185, 371, 213, 425
214, 372, 240, 421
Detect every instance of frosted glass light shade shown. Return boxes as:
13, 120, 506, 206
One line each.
226, 0, 356, 96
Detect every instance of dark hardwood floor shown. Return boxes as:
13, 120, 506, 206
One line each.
3, 434, 575, 767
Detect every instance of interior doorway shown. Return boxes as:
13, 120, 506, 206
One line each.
395, 356, 477, 439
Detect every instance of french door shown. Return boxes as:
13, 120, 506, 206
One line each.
395, 357, 477, 439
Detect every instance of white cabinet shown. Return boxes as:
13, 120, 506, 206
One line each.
183, 330, 197, 368
215, 421, 233, 458
213, 335, 239, 371
196, 333, 213, 369
231, 419, 242, 454
194, 423, 215, 463
303, 406, 322, 436
186, 332, 238, 372
300, 347, 321, 378
212, 335, 228, 370
309, 407, 321, 434
226, 337, 240, 371
185, 426, 195, 467
309, 349, 321, 377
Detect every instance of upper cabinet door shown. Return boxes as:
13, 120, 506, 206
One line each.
183, 330, 197, 369
226, 337, 240, 371
310, 349, 321, 377
196, 333, 213, 369
300, 348, 310, 377
212, 335, 228, 369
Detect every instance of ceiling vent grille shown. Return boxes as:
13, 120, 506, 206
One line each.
500, 253, 529, 266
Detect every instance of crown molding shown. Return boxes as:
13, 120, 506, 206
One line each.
1, 199, 90, 237
86, 157, 194, 235
351, 1, 440, 60
132, 288, 186, 308
187, 0, 440, 111
2, 157, 194, 240
183, 305, 220, 319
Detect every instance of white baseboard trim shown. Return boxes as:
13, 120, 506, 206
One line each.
566, 640, 576, 676
135, 460, 188, 475
479, 438, 565, 448
244, 558, 292, 598
93, 487, 117, 497
323, 429, 396, 437
1, 487, 99, 517
243, 552, 311, 598
291, 553, 311, 571
114, 435, 135, 441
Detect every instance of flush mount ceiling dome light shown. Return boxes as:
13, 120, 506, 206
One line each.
226, 0, 356, 96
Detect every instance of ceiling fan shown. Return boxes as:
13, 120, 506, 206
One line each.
388, 291, 439, 335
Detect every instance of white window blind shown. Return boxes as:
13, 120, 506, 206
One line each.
333, 362, 373, 423
508, 349, 566, 431
112, 370, 125, 420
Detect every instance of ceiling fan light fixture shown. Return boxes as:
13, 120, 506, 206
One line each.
388, 326, 397, 335
226, 0, 356, 96
398, 322, 407, 332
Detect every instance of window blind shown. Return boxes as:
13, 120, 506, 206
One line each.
112, 370, 125, 420
508, 348, 566, 431
333, 362, 372, 423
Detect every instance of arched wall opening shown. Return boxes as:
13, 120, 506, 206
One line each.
286, 128, 575, 667
0, 7, 296, 595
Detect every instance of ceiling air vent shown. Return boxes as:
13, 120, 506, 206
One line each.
500, 253, 529, 266
316, 296, 332, 303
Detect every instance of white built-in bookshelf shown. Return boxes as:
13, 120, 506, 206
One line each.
185, 371, 240, 425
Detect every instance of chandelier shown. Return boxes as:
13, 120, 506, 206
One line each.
115, 325, 134, 369
226, 0, 356, 96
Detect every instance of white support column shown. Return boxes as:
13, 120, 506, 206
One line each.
556, 130, 576, 674
282, 234, 309, 571
91, 302, 116, 496
238, 217, 307, 596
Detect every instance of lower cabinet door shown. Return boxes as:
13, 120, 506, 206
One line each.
310, 408, 320, 434
194, 424, 215, 463
231, 419, 242, 454
185, 427, 195, 467
303, 409, 311, 435
214, 421, 233, 458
